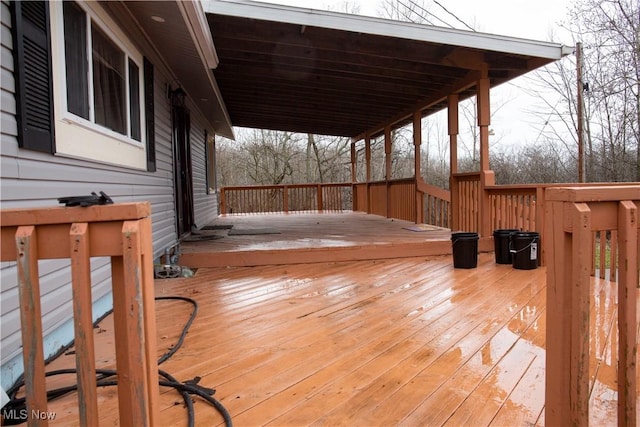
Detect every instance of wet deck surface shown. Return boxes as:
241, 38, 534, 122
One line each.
43, 253, 627, 426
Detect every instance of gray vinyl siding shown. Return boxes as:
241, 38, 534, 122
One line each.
0, 0, 219, 389
191, 126, 219, 228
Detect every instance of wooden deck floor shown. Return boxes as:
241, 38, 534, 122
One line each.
180, 212, 492, 267
42, 253, 627, 426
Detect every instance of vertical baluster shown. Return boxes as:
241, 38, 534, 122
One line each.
610, 230, 617, 282
600, 231, 607, 279
69, 223, 99, 426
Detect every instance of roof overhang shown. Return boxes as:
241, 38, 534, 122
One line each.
110, 1, 234, 138
204, 0, 570, 139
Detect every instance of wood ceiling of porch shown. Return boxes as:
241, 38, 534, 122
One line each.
206, 2, 563, 138
43, 253, 620, 425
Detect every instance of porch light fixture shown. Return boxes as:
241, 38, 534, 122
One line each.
151, 15, 165, 23
170, 87, 187, 107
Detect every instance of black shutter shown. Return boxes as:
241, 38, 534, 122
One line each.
11, 1, 55, 153
144, 57, 156, 172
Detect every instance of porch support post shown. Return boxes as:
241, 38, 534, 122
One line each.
350, 142, 357, 183
365, 134, 371, 214
448, 94, 459, 231
384, 126, 392, 218
477, 69, 495, 237
350, 142, 357, 211
413, 111, 424, 224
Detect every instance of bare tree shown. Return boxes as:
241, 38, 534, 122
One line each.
529, 0, 639, 182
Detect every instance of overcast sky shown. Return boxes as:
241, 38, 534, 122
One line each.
247, 0, 577, 151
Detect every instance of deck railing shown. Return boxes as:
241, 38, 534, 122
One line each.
486, 185, 544, 232
0, 203, 160, 426
417, 181, 451, 228
351, 178, 451, 225
219, 183, 352, 214
545, 186, 639, 426
451, 172, 481, 232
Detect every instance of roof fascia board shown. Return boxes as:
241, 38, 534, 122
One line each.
175, 1, 234, 137
178, 0, 220, 69
204, 0, 568, 60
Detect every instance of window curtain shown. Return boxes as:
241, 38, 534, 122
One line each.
92, 24, 125, 134
63, 1, 88, 119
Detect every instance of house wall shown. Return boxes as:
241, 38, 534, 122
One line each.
0, 0, 219, 390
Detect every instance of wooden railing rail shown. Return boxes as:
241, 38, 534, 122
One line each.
545, 186, 639, 427
220, 183, 352, 214
0, 203, 160, 426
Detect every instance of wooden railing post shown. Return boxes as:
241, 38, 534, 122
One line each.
283, 185, 289, 213
317, 184, 323, 211
219, 188, 226, 214
479, 170, 495, 237
569, 203, 592, 426
15, 226, 48, 427
450, 174, 459, 230
536, 186, 545, 265
112, 219, 159, 426
617, 200, 638, 427
448, 94, 459, 231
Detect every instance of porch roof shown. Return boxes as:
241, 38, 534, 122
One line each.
204, 0, 570, 139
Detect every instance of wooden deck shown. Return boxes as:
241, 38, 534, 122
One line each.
180, 211, 492, 267
41, 253, 628, 426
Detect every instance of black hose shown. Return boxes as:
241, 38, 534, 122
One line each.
3, 296, 232, 427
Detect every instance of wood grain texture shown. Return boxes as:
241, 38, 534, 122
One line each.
42, 253, 623, 426
16, 226, 49, 427
69, 223, 99, 427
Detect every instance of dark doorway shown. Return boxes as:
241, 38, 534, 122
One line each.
172, 102, 194, 237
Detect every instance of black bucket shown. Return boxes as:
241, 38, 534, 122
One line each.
511, 232, 540, 270
493, 229, 519, 264
451, 232, 479, 269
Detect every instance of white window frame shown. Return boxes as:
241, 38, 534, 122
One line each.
49, 1, 148, 170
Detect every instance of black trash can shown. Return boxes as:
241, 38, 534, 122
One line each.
511, 231, 540, 270
493, 229, 519, 264
451, 232, 479, 269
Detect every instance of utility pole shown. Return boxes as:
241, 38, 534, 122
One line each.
576, 42, 585, 183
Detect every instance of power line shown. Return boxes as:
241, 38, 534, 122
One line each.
405, 0, 455, 28
395, 0, 432, 24
395, 0, 476, 32
431, 0, 476, 31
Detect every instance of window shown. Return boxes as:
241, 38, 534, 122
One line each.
62, 1, 88, 119
48, 1, 153, 170
62, 1, 142, 142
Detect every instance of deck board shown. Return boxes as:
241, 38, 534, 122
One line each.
38, 252, 627, 426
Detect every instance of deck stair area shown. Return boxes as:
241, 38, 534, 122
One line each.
179, 211, 492, 268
